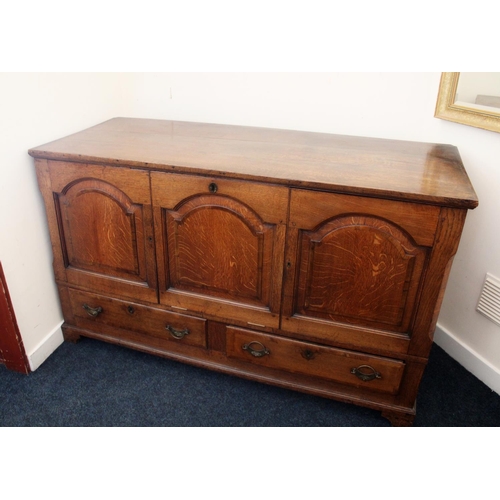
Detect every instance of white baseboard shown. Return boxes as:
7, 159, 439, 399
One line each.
27, 321, 64, 371
434, 323, 500, 396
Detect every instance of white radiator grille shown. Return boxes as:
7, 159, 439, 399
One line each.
477, 274, 500, 327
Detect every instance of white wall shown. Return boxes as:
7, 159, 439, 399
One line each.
2, 73, 499, 393
0, 73, 127, 368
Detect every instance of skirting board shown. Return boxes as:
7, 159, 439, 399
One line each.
434, 323, 500, 396
28, 321, 64, 371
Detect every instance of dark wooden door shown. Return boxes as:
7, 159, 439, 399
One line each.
151, 173, 288, 329
0, 262, 30, 373
282, 190, 441, 354
46, 162, 157, 303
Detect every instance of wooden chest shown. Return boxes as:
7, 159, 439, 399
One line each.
29, 118, 478, 425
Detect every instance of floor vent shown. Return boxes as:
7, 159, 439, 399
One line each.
477, 273, 500, 327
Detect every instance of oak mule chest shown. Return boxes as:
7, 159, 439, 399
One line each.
29, 118, 478, 425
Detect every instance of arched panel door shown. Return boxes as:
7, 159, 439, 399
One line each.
282, 189, 441, 354
295, 215, 426, 331
152, 173, 288, 329
48, 162, 157, 302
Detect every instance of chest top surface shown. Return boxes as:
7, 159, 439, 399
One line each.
28, 117, 478, 209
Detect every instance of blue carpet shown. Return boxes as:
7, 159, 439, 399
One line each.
1, 338, 499, 426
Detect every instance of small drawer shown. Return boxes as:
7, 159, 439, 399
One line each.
226, 327, 405, 395
67, 288, 207, 348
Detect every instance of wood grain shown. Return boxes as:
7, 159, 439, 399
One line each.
67, 287, 207, 349
30, 118, 478, 425
34, 159, 68, 282
409, 207, 469, 357
297, 215, 427, 331
226, 327, 406, 395
29, 118, 478, 209
58, 179, 145, 280
151, 172, 289, 225
290, 189, 440, 246
153, 172, 286, 329
47, 161, 157, 303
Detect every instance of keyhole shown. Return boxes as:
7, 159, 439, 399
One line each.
208, 182, 218, 193
302, 349, 315, 360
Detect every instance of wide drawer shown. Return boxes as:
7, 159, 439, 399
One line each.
67, 288, 207, 348
226, 327, 405, 395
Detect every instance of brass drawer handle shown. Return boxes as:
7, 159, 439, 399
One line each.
166, 325, 190, 340
350, 365, 382, 382
242, 341, 270, 358
82, 303, 103, 318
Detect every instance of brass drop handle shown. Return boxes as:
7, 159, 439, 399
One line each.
242, 341, 270, 358
166, 325, 190, 340
350, 365, 382, 382
82, 303, 103, 318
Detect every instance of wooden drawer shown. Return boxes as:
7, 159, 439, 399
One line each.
226, 327, 405, 395
67, 288, 207, 348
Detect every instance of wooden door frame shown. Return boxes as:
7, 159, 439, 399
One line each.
0, 262, 30, 374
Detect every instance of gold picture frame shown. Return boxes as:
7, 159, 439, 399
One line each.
435, 72, 500, 133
